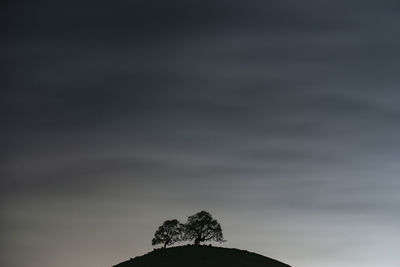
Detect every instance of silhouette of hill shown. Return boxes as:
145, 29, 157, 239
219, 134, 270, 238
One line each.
113, 245, 291, 267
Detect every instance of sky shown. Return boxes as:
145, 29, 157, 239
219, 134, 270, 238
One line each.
1, 1, 400, 267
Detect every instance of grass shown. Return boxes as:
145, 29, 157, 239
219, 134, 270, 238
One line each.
113, 245, 291, 267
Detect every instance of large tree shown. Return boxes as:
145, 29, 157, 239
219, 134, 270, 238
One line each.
183, 211, 225, 245
152, 219, 183, 248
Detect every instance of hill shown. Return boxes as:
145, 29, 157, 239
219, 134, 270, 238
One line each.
113, 245, 291, 267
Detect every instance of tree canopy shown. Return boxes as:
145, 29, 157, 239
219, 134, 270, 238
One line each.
152, 211, 225, 248
183, 211, 225, 245
151, 219, 183, 248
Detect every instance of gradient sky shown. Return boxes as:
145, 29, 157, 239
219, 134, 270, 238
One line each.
2, 1, 400, 267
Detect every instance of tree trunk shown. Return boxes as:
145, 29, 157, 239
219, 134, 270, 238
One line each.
194, 239, 200, 246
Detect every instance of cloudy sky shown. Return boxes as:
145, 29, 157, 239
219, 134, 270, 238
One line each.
2, 1, 400, 267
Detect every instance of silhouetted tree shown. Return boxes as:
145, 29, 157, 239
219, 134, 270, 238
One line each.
183, 211, 225, 245
152, 219, 183, 248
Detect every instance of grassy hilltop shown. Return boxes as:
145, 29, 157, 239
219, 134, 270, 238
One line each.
113, 245, 291, 267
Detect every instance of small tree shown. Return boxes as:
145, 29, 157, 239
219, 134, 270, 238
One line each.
152, 219, 183, 248
183, 211, 225, 245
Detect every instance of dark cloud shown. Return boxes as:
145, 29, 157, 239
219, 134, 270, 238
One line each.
2, 1, 400, 267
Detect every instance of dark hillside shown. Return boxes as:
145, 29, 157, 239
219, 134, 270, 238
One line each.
113, 245, 291, 267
